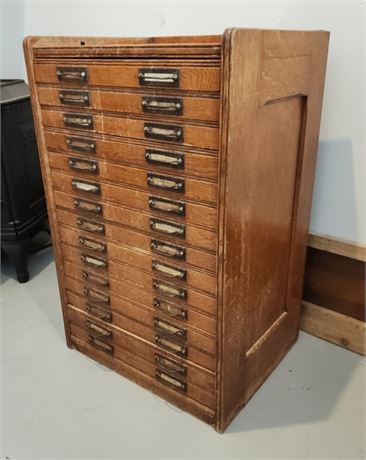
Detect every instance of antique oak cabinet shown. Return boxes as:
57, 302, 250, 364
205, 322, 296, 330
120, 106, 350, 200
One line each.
24, 29, 329, 432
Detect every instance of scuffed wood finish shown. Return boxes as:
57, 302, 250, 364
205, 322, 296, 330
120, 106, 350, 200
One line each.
24, 29, 329, 432
216, 29, 329, 431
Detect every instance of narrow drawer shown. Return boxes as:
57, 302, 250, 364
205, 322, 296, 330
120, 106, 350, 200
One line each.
34, 63, 221, 92
49, 151, 217, 205
51, 170, 217, 229
57, 208, 216, 273
38, 87, 220, 122
59, 225, 216, 296
42, 109, 219, 151
69, 325, 215, 410
62, 244, 216, 317
45, 131, 218, 180
54, 190, 216, 253
67, 304, 215, 372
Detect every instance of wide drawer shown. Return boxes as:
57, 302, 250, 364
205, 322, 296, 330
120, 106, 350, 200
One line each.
38, 87, 220, 122
67, 302, 215, 372
57, 208, 216, 273
34, 63, 221, 92
59, 225, 216, 297
51, 170, 217, 229
49, 151, 217, 205
42, 109, 219, 151
62, 244, 216, 317
66, 280, 216, 337
45, 131, 218, 180
54, 190, 216, 253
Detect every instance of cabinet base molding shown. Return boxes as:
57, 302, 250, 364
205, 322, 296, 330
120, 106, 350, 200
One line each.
301, 301, 366, 356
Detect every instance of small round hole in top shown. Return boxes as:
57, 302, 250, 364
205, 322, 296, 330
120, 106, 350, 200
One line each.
80, 41, 85, 46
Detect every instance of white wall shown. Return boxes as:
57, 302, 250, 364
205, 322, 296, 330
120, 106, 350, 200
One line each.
1, 0, 365, 244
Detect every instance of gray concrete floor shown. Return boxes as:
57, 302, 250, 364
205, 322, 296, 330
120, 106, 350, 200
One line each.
1, 245, 365, 460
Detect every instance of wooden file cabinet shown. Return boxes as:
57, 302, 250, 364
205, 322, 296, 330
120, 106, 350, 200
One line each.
24, 29, 329, 432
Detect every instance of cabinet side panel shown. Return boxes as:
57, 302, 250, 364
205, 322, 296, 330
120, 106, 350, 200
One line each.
217, 29, 329, 431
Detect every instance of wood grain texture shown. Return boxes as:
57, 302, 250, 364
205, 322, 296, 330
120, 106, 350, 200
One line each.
24, 30, 329, 432
216, 28, 329, 432
301, 301, 366, 356
308, 233, 366, 262
303, 247, 365, 321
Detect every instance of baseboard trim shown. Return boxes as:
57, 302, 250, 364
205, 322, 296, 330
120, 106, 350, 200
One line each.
301, 301, 366, 356
308, 233, 366, 262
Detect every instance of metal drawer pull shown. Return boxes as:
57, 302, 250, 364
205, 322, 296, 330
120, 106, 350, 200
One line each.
56, 67, 88, 82
144, 123, 183, 143
82, 270, 109, 287
155, 354, 186, 376
152, 260, 186, 280
155, 370, 186, 392
68, 157, 98, 173
59, 90, 90, 106
153, 279, 187, 300
150, 240, 185, 260
154, 317, 186, 338
86, 320, 112, 338
76, 217, 104, 234
138, 69, 179, 87
84, 287, 110, 304
74, 198, 102, 214
79, 236, 106, 253
149, 219, 185, 238
147, 173, 184, 193
145, 149, 184, 169
154, 298, 187, 320
63, 113, 93, 129
66, 136, 96, 154
80, 254, 107, 269
88, 335, 113, 354
148, 196, 185, 216
142, 97, 183, 116
86, 303, 112, 322
72, 179, 100, 194
155, 334, 187, 357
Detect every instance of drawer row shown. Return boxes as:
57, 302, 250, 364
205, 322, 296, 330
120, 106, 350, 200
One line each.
38, 86, 220, 123
57, 208, 216, 273
68, 307, 216, 410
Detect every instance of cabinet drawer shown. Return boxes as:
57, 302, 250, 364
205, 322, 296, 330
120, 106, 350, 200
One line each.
62, 244, 216, 317
57, 208, 216, 273
60, 225, 216, 296
67, 283, 216, 337
51, 170, 217, 229
42, 109, 219, 151
49, 151, 217, 205
67, 303, 215, 372
45, 131, 218, 180
34, 63, 221, 92
54, 190, 216, 253
38, 87, 220, 123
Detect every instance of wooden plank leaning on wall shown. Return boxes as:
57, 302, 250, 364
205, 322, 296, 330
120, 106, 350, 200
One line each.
301, 233, 366, 355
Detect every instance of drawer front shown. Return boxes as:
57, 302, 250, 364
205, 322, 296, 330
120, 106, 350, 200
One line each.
67, 304, 215, 372
49, 151, 217, 205
62, 244, 216, 317
57, 208, 216, 273
42, 109, 219, 151
38, 87, 220, 123
34, 63, 221, 92
45, 131, 218, 180
54, 190, 216, 253
69, 323, 215, 410
59, 225, 216, 296
51, 170, 217, 229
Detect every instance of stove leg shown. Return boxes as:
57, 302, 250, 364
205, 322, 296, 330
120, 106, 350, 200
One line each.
2, 238, 30, 283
